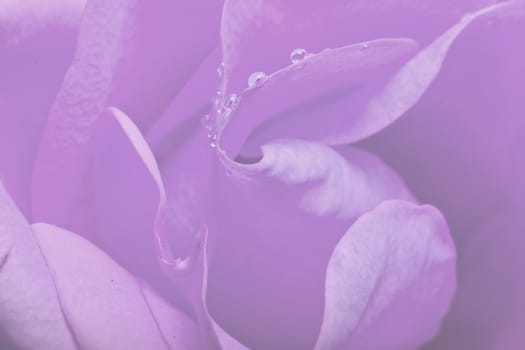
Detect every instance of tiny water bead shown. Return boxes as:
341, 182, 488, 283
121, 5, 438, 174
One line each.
247, 71, 268, 88
200, 114, 212, 130
224, 93, 240, 110
360, 43, 370, 51
216, 62, 224, 78
209, 133, 218, 148
290, 48, 308, 64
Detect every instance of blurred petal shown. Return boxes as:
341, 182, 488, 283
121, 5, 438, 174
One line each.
0, 183, 76, 349
0, 0, 84, 215
31, 0, 223, 234
358, 5, 525, 348
221, 0, 498, 94
33, 222, 200, 350
147, 47, 221, 151
424, 209, 525, 350
207, 139, 412, 349
314, 200, 456, 350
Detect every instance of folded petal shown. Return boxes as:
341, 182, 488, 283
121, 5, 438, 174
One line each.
31, 0, 223, 233
0, 183, 76, 349
0, 0, 84, 216
221, 0, 497, 94
206, 140, 412, 349
33, 222, 200, 350
315, 200, 456, 350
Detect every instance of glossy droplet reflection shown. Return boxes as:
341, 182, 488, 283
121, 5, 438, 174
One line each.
200, 114, 212, 130
247, 71, 268, 88
209, 133, 218, 148
216, 62, 224, 78
224, 93, 240, 110
290, 48, 308, 64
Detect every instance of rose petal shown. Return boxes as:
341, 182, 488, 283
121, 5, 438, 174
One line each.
31, 0, 223, 234
220, 2, 510, 159
424, 209, 525, 350
0, 0, 84, 216
219, 38, 419, 158
221, 0, 498, 94
91, 107, 177, 301
315, 200, 456, 350
33, 222, 200, 350
0, 183, 76, 349
147, 46, 222, 152
206, 139, 412, 349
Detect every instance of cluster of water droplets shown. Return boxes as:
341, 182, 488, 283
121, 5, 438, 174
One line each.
201, 48, 312, 149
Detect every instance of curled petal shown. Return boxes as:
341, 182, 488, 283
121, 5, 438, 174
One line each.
91, 107, 175, 301
220, 2, 512, 158
207, 139, 412, 349
315, 200, 456, 350
219, 38, 418, 158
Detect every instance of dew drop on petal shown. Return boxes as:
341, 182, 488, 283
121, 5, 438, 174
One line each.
209, 133, 218, 148
200, 114, 211, 130
217, 62, 224, 78
360, 43, 370, 51
290, 48, 308, 64
247, 71, 268, 88
224, 93, 239, 110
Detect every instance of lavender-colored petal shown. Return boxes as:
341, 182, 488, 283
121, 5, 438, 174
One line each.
314, 200, 456, 350
33, 222, 201, 350
219, 3, 512, 159
219, 39, 419, 158
205, 139, 413, 349
91, 107, 174, 301
0, 0, 84, 216
359, 3, 525, 348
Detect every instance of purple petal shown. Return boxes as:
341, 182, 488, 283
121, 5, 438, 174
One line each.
0, 183, 76, 349
358, 3, 525, 347
315, 200, 456, 350
31, 0, 223, 235
0, 0, 84, 216
206, 139, 412, 349
33, 222, 200, 349
219, 39, 419, 158
91, 107, 174, 300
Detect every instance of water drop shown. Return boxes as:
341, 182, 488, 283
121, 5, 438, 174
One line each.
209, 133, 218, 148
224, 93, 239, 110
290, 48, 308, 64
200, 114, 212, 130
247, 71, 268, 88
217, 62, 224, 77
360, 43, 370, 51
